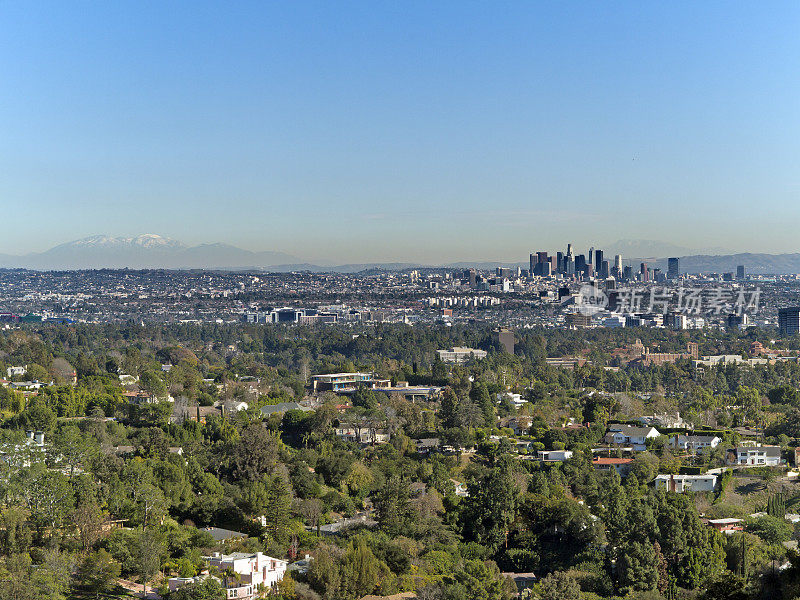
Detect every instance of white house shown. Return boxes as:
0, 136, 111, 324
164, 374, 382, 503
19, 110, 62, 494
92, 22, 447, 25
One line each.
436, 347, 488, 364
169, 575, 217, 594
334, 424, 390, 445
655, 473, 717, 493
497, 392, 526, 409
205, 552, 287, 599
730, 446, 781, 466
538, 450, 573, 462
6, 366, 27, 378
670, 435, 721, 454
604, 425, 661, 451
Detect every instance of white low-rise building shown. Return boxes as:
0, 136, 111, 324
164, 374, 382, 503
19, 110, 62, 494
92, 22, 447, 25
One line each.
436, 347, 488, 364
655, 473, 718, 493
538, 450, 573, 462
730, 445, 781, 466
206, 552, 288, 599
604, 424, 661, 451
670, 435, 721, 453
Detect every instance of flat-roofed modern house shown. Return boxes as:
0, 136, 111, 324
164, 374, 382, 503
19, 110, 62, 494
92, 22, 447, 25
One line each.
708, 518, 743, 534
436, 347, 488, 364
655, 473, 718, 492
201, 552, 288, 599
311, 373, 390, 392
592, 457, 634, 477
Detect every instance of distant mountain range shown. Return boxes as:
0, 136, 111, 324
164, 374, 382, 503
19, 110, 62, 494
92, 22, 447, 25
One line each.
0, 234, 300, 270
601, 239, 731, 259
0, 234, 798, 274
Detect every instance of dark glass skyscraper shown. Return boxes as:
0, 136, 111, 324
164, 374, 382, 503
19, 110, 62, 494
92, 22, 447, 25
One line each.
667, 257, 679, 279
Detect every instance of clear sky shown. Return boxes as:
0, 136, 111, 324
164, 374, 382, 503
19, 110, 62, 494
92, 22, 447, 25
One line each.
1, 2, 799, 263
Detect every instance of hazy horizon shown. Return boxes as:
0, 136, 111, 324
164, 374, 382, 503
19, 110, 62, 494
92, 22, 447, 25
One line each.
2, 2, 799, 262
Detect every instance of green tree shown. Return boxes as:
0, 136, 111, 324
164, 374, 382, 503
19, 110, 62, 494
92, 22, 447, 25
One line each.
617, 541, 658, 595
78, 549, 121, 599
134, 530, 163, 597
307, 545, 342, 600
340, 538, 382, 599
169, 578, 226, 600
376, 476, 413, 537
463, 461, 519, 552
230, 424, 278, 482
538, 570, 580, 600
263, 475, 292, 545
139, 370, 167, 399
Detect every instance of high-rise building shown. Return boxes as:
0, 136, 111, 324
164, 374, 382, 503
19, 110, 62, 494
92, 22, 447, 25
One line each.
737, 265, 745, 280
494, 328, 515, 354
667, 257, 679, 280
575, 254, 587, 275
556, 252, 564, 274
594, 250, 603, 269
600, 260, 610, 279
779, 307, 800, 335
465, 269, 477, 288
529, 254, 537, 275
612, 254, 622, 278
640, 262, 649, 282
623, 266, 633, 281
728, 313, 749, 329
588, 247, 594, 265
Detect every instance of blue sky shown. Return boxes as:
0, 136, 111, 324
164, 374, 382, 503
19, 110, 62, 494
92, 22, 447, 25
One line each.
1, 2, 798, 262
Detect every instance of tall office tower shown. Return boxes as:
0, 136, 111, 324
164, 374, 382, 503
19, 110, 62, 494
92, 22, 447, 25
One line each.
541, 261, 552, 276
536, 251, 548, 269
529, 254, 537, 275
549, 256, 558, 274
494, 328, 515, 354
588, 247, 594, 265
566, 243, 573, 257
737, 265, 746, 280
595, 249, 603, 269
667, 257, 680, 280
575, 254, 587, 274
623, 265, 633, 281
779, 307, 800, 335
465, 269, 477, 288
566, 256, 575, 276
556, 252, 564, 273
615, 254, 622, 271
640, 262, 649, 282
600, 260, 610, 279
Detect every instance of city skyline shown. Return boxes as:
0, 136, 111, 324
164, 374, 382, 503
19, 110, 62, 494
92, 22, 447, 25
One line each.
2, 2, 799, 262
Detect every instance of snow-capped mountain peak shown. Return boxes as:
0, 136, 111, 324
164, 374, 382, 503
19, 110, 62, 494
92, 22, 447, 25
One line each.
63, 234, 187, 250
